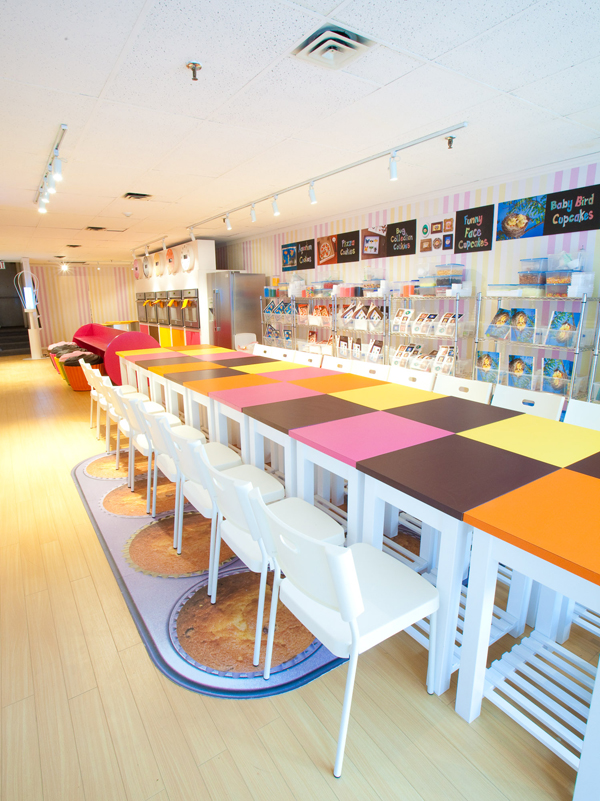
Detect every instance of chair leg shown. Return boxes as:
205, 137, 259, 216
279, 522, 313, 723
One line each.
253, 559, 269, 667
263, 567, 281, 680
210, 514, 223, 604
206, 508, 218, 582
115, 427, 121, 469
426, 611, 437, 695
146, 451, 153, 514
96, 402, 101, 440
176, 477, 185, 555
151, 457, 158, 518
89, 396, 94, 428
105, 410, 111, 454
334, 642, 359, 778
128, 442, 132, 488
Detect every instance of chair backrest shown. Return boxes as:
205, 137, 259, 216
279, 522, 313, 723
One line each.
491, 385, 563, 420
434, 374, 493, 404
103, 383, 127, 419
140, 408, 172, 457
293, 351, 323, 368
253, 343, 276, 357
197, 450, 251, 532
321, 355, 353, 372
269, 347, 294, 361
248, 488, 363, 623
564, 399, 600, 430
168, 432, 207, 486
234, 333, 256, 350
351, 361, 390, 381
120, 395, 146, 437
387, 365, 436, 391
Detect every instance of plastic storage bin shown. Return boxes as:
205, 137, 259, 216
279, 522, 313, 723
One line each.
519, 271, 546, 284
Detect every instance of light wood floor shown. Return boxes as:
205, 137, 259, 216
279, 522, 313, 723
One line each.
1, 354, 595, 801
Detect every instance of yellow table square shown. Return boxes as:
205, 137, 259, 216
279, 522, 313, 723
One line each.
459, 414, 600, 467
330, 384, 444, 410
176, 347, 231, 355
235, 361, 306, 374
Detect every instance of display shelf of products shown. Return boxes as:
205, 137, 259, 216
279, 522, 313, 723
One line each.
296, 295, 334, 353
388, 293, 480, 378
476, 294, 600, 400
335, 296, 388, 363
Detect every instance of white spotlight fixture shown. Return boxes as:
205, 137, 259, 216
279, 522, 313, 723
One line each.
308, 182, 317, 205
162, 238, 167, 251
224, 214, 232, 231
389, 150, 398, 181
189, 227, 196, 241
272, 195, 280, 217
144, 245, 149, 257
61, 263, 69, 272
250, 203, 256, 223
40, 184, 50, 204
47, 173, 57, 194
52, 155, 63, 182
38, 198, 47, 213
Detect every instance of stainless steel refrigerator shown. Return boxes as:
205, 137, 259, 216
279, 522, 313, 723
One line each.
206, 271, 265, 349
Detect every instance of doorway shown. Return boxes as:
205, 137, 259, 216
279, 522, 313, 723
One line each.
0, 262, 30, 355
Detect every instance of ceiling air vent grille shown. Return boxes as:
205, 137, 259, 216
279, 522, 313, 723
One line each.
86, 226, 105, 231
123, 192, 151, 200
294, 26, 372, 70
66, 244, 81, 248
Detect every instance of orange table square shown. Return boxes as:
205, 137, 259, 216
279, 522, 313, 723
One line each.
184, 374, 279, 395
167, 344, 233, 353
464, 469, 600, 585
290, 374, 387, 394
147, 361, 226, 376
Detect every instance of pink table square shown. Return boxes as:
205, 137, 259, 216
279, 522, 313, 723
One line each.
261, 367, 339, 382
209, 382, 322, 412
188, 351, 252, 361
290, 411, 453, 467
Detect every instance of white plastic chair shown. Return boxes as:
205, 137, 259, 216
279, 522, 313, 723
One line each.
434, 374, 493, 404
351, 361, 390, 381
321, 355, 353, 372
120, 395, 182, 512
293, 351, 323, 368
152, 414, 242, 552
183, 440, 285, 667
268, 347, 294, 361
237, 482, 344, 678
234, 333, 256, 351
491, 384, 562, 420
564, 399, 600, 430
247, 486, 439, 777
253, 343, 278, 358
103, 383, 152, 470
388, 365, 436, 391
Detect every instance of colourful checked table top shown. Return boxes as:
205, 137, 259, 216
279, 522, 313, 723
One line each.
234, 360, 307, 374
210, 382, 322, 412
290, 373, 388, 393
184, 373, 279, 395
243, 394, 371, 434
331, 383, 444, 411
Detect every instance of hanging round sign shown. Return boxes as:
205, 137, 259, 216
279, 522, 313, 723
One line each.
133, 259, 142, 279
180, 244, 195, 273
153, 252, 164, 277
165, 248, 175, 274
142, 256, 151, 278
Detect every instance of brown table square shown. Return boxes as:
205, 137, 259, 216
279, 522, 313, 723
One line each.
244, 394, 371, 434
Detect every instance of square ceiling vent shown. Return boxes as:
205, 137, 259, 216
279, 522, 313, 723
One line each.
294, 26, 372, 70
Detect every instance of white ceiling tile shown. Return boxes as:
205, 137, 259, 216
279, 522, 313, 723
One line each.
71, 102, 200, 169
210, 57, 378, 136
0, 0, 146, 96
103, 0, 318, 115
437, 0, 600, 91
513, 57, 600, 117
568, 105, 600, 132
333, 0, 536, 59
155, 122, 287, 178
342, 45, 422, 85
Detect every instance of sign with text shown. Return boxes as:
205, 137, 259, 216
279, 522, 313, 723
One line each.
454, 204, 494, 254
296, 239, 315, 270
543, 184, 599, 236
386, 219, 417, 257
336, 230, 360, 263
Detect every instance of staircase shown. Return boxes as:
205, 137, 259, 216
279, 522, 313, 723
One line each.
0, 327, 31, 356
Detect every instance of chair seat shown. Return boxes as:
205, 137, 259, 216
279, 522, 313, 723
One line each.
118, 419, 130, 436
133, 433, 150, 455
91, 389, 99, 400
268, 497, 344, 546
182, 479, 212, 518
169, 425, 206, 444
204, 441, 242, 471
121, 385, 139, 395
163, 412, 183, 427
280, 543, 439, 659
223, 464, 284, 504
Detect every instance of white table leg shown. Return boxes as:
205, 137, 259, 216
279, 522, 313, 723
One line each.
534, 585, 565, 641
506, 570, 533, 637
420, 523, 439, 574
433, 518, 472, 696
455, 528, 499, 721
556, 596, 576, 644
383, 504, 398, 538
331, 474, 345, 506
297, 443, 315, 507
283, 438, 296, 497
346, 470, 364, 546
361, 476, 386, 549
